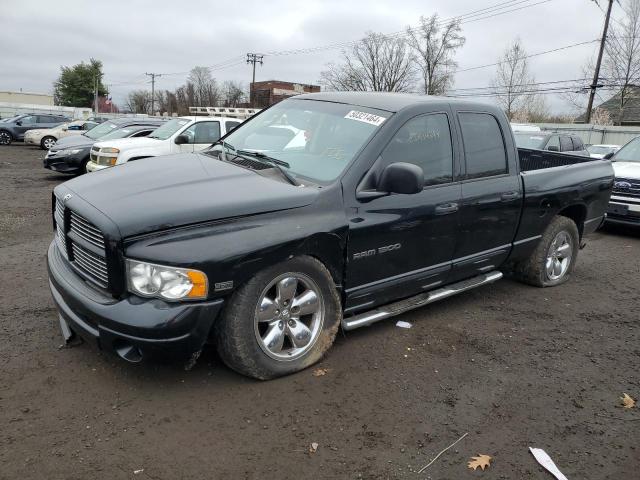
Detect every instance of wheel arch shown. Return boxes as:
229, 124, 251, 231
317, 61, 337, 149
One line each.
557, 203, 587, 238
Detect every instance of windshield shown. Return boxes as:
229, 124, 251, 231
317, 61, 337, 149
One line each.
210, 99, 389, 183
84, 121, 120, 140
100, 127, 142, 140
514, 133, 547, 149
148, 118, 190, 140
613, 137, 640, 162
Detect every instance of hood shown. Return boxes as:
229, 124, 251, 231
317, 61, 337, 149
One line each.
63, 153, 319, 238
612, 161, 640, 179
94, 136, 161, 150
51, 135, 94, 149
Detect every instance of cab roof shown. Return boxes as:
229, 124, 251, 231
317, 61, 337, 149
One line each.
293, 91, 497, 114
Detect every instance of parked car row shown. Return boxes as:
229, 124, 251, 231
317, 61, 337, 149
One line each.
44, 117, 166, 174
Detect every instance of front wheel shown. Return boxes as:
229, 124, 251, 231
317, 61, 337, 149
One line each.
515, 216, 579, 287
40, 136, 57, 150
0, 130, 12, 146
214, 256, 341, 380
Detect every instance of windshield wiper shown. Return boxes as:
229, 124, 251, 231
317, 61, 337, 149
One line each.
235, 150, 297, 186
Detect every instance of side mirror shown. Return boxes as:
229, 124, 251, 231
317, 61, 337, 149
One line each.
603, 152, 615, 160
15, 121, 22, 126
174, 134, 189, 145
547, 145, 559, 152
378, 162, 424, 194
62, 126, 69, 131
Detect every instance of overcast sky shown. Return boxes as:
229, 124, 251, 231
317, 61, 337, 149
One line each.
0, 0, 616, 113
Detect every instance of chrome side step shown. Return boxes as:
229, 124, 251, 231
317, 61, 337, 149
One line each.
341, 271, 503, 331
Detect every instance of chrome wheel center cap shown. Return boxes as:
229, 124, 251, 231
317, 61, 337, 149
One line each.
281, 309, 290, 319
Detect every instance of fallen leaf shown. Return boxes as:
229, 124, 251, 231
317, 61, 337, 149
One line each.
309, 442, 319, 453
621, 393, 636, 409
468, 454, 492, 471
312, 368, 330, 377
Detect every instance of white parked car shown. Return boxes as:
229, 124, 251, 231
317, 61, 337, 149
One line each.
24, 120, 99, 150
586, 144, 620, 159
606, 137, 640, 226
86, 116, 242, 171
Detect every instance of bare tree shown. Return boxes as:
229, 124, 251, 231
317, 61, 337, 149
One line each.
406, 15, 465, 95
603, 0, 640, 124
320, 32, 415, 92
188, 66, 220, 106
125, 89, 151, 114
591, 106, 614, 125
221, 80, 247, 107
492, 38, 541, 120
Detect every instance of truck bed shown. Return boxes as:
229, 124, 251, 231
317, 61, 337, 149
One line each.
518, 148, 594, 172
513, 148, 614, 246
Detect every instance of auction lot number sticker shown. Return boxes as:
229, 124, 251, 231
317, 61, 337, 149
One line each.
344, 110, 387, 126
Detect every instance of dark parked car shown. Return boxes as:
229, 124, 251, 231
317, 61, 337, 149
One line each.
0, 113, 70, 145
514, 132, 589, 156
48, 92, 613, 379
44, 118, 166, 174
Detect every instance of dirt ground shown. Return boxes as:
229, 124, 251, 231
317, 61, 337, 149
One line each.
0, 143, 638, 480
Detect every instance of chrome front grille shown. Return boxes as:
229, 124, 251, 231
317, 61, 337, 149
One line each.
612, 177, 640, 198
70, 212, 105, 249
71, 243, 109, 286
53, 195, 109, 289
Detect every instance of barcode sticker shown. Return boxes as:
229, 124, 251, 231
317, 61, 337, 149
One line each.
344, 110, 387, 126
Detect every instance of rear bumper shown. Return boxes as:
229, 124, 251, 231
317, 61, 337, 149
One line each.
47, 241, 224, 362
24, 136, 39, 146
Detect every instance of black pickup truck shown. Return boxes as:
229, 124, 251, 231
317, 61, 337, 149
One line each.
47, 92, 613, 379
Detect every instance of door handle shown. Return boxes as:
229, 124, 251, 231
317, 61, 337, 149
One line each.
435, 202, 459, 215
501, 191, 520, 201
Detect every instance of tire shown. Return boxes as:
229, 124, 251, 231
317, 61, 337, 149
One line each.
40, 136, 57, 150
515, 216, 580, 287
214, 256, 341, 380
0, 130, 12, 146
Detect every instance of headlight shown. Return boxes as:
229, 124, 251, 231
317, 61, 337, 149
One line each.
58, 149, 81, 155
125, 259, 208, 301
102, 147, 119, 154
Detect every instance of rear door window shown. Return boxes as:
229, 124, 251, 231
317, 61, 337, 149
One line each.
458, 112, 508, 179
572, 136, 584, 151
225, 121, 241, 132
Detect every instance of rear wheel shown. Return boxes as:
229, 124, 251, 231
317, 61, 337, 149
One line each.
0, 130, 12, 146
40, 136, 56, 150
515, 216, 579, 287
214, 256, 341, 380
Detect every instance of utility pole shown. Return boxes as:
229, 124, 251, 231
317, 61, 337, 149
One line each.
145, 72, 161, 115
586, 0, 614, 124
94, 74, 99, 115
246, 53, 263, 106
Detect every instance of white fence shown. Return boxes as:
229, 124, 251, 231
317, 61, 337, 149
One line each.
534, 123, 640, 146
0, 102, 92, 120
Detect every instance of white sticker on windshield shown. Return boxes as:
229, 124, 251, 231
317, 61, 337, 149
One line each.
344, 110, 386, 126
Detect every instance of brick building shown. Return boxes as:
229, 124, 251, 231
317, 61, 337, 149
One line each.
250, 80, 320, 108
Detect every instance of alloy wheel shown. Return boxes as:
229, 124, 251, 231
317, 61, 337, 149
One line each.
254, 272, 324, 361
545, 231, 573, 281
0, 132, 10, 145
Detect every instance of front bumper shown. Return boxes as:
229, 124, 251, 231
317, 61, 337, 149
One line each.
44, 149, 89, 173
86, 160, 111, 172
47, 241, 224, 362
606, 197, 640, 226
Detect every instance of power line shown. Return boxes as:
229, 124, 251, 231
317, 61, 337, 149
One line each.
454, 39, 599, 74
